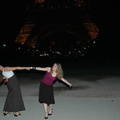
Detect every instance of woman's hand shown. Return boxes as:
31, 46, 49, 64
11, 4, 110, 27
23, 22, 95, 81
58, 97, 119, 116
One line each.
61, 78, 72, 89
69, 83, 72, 89
3, 77, 8, 85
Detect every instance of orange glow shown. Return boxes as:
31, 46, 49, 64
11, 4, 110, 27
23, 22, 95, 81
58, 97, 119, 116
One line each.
15, 24, 35, 44
83, 22, 99, 39
40, 53, 49, 56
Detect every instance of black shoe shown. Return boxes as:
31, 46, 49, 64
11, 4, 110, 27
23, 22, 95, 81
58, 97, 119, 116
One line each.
44, 116, 48, 119
48, 113, 52, 116
3, 112, 10, 116
13, 112, 21, 117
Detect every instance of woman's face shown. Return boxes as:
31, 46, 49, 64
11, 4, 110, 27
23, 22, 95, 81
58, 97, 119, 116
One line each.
0, 65, 3, 71
52, 64, 58, 71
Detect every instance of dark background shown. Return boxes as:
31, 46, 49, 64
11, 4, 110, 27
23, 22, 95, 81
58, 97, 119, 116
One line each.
0, 0, 120, 73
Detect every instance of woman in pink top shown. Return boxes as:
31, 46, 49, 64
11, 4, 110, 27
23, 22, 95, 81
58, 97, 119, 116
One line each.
31, 63, 72, 119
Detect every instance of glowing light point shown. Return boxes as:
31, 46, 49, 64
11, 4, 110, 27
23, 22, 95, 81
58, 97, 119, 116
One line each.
3, 44, 6, 47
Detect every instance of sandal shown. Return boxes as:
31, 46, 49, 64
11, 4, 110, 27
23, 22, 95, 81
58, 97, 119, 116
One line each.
3, 111, 10, 116
13, 112, 21, 117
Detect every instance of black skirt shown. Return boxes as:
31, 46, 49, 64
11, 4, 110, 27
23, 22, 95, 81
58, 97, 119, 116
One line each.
3, 75, 25, 112
39, 82, 55, 104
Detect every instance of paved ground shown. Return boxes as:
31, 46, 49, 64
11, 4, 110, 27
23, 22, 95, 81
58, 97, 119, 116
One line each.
0, 73, 120, 120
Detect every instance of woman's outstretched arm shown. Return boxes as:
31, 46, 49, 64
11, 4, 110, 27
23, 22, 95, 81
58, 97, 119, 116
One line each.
31, 67, 51, 72
3, 67, 30, 71
60, 78, 72, 88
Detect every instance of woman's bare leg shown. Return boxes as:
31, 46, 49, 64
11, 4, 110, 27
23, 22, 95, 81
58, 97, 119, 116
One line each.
48, 104, 53, 115
43, 103, 48, 118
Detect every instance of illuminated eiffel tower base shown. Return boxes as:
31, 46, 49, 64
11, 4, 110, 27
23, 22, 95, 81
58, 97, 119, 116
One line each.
15, 0, 99, 57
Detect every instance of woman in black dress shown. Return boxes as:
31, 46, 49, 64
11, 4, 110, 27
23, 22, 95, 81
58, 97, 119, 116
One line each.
31, 63, 72, 119
0, 65, 30, 117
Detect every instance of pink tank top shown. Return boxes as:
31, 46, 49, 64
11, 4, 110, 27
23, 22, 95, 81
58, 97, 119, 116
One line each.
41, 72, 57, 85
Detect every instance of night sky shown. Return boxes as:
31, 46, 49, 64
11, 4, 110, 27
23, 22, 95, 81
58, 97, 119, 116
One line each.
0, 0, 120, 65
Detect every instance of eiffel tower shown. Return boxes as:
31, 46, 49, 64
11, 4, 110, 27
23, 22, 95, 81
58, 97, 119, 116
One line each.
15, 0, 99, 57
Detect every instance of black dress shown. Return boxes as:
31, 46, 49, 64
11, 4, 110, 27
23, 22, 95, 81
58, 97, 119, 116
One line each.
3, 75, 25, 112
39, 82, 55, 105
